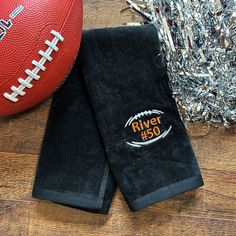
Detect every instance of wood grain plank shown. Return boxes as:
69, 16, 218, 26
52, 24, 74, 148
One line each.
191, 125, 236, 172
0, 101, 50, 155
0, 153, 37, 201
83, 0, 142, 29
0, 199, 235, 236
0, 151, 235, 221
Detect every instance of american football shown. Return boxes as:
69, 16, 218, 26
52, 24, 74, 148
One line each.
0, 0, 83, 117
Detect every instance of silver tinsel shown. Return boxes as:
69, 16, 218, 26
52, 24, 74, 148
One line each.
127, 0, 236, 127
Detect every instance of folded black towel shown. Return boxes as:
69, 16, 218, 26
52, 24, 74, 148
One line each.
78, 24, 204, 211
32, 61, 116, 214
33, 24, 203, 213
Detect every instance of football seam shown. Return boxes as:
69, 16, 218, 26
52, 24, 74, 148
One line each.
124, 109, 164, 128
60, 0, 77, 32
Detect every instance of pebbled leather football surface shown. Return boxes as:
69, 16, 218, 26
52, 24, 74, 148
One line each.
0, 0, 83, 117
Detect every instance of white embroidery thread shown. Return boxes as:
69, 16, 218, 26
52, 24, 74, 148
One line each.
125, 109, 172, 148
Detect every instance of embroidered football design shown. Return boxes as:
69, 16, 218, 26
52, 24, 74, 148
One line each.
0, 0, 83, 117
125, 109, 172, 148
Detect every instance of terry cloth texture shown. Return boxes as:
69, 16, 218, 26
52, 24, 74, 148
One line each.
33, 24, 204, 213
32, 62, 116, 215
78, 24, 204, 211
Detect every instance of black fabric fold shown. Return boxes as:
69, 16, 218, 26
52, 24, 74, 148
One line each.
32, 61, 116, 214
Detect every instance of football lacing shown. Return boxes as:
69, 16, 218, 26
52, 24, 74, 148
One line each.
3, 30, 64, 103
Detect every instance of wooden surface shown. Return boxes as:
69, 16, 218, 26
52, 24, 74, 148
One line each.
0, 1, 235, 235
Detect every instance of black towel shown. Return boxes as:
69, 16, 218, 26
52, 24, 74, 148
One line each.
78, 24, 204, 211
32, 61, 116, 214
33, 24, 203, 213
